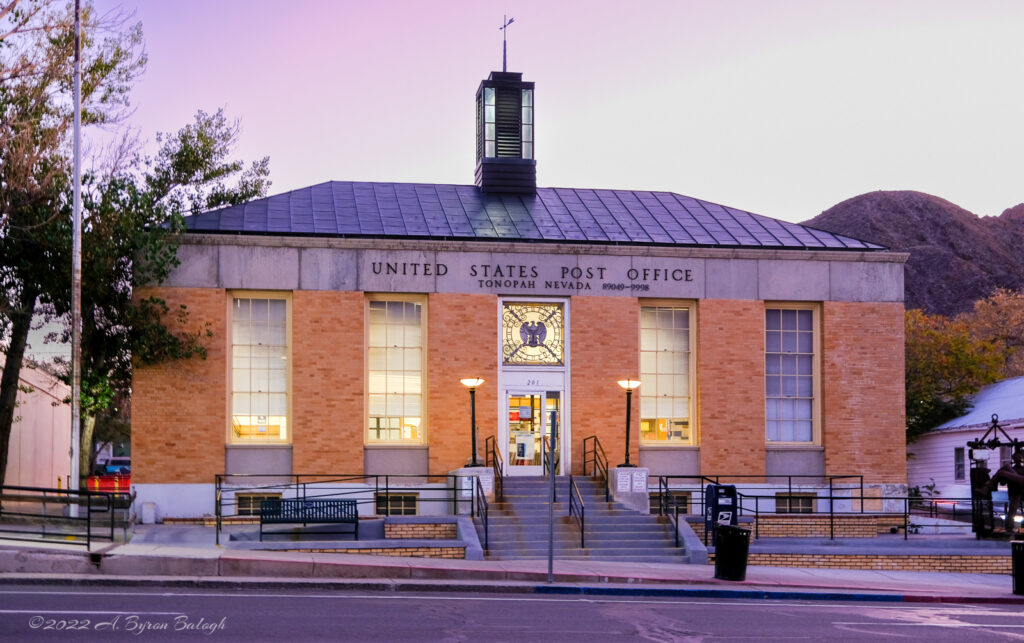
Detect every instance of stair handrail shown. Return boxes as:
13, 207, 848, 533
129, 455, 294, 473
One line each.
582, 436, 610, 502
568, 475, 585, 549
484, 435, 504, 502
658, 476, 680, 547
474, 475, 489, 551
542, 437, 558, 502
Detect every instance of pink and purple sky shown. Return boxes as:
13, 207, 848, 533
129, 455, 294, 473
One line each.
91, 0, 1023, 223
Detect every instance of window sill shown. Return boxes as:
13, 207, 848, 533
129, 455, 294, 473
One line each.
765, 444, 823, 450
364, 443, 429, 450
639, 444, 699, 450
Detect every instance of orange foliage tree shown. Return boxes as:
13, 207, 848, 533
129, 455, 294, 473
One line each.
959, 288, 1024, 378
905, 309, 1004, 441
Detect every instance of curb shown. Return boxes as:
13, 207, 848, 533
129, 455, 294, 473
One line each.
2, 574, 1022, 605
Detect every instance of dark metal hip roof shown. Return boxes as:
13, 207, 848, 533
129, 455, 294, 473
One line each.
182, 181, 885, 250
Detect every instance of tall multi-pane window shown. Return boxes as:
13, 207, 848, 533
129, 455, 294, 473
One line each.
640, 305, 693, 445
954, 447, 966, 481
765, 307, 817, 443
521, 89, 533, 159
231, 296, 289, 443
482, 87, 496, 158
368, 299, 424, 443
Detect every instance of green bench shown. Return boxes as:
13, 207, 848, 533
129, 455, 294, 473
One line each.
259, 498, 358, 541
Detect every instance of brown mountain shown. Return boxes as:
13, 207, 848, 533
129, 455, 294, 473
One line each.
802, 191, 1024, 317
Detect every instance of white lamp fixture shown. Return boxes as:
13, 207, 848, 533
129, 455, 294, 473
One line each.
461, 378, 485, 467
617, 379, 640, 467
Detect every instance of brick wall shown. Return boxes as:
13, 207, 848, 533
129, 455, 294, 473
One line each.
291, 291, 364, 474
132, 287, 226, 484
752, 515, 881, 538
697, 300, 766, 478
570, 297, 639, 474
707, 553, 1010, 574
385, 522, 458, 539
426, 293, 499, 473
293, 546, 465, 559
822, 302, 906, 484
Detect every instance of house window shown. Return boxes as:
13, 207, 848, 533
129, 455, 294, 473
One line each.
765, 306, 819, 443
231, 296, 289, 443
640, 305, 694, 444
954, 446, 966, 481
236, 493, 281, 516
375, 493, 418, 516
776, 493, 815, 514
368, 298, 424, 443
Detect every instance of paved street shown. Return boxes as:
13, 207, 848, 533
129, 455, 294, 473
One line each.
1, 584, 1022, 641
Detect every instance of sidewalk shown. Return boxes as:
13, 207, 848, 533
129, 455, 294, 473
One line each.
0, 524, 1020, 604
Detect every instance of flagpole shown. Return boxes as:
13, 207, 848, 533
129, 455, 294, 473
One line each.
70, 0, 82, 511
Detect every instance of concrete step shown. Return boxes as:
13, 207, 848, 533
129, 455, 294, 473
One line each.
485, 528, 674, 541
485, 540, 679, 552
478, 476, 679, 562
484, 515, 667, 526
487, 507, 640, 517
487, 552, 688, 561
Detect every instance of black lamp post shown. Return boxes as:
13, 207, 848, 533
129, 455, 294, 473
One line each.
461, 378, 485, 467
617, 379, 640, 467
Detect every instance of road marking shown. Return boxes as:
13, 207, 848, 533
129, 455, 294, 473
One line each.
834, 622, 1024, 628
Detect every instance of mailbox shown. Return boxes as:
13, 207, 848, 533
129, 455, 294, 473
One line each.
705, 484, 739, 540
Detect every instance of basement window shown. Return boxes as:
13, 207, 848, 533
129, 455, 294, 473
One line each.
236, 493, 281, 516
375, 492, 418, 516
775, 493, 815, 514
650, 491, 690, 514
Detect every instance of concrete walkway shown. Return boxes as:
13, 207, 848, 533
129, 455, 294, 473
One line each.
0, 524, 1020, 604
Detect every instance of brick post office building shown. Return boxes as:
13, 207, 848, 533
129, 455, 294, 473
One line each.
132, 71, 908, 519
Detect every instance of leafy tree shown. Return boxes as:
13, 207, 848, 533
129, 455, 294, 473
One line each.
904, 309, 1004, 441
959, 287, 1024, 379
66, 109, 269, 477
0, 0, 144, 487
0, 1, 270, 485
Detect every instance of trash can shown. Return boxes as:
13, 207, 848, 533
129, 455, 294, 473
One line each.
1013, 540, 1024, 596
714, 524, 751, 581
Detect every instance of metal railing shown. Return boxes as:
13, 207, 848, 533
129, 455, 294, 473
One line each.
655, 474, 996, 543
542, 438, 557, 502
582, 436, 610, 502
0, 485, 129, 548
474, 476, 489, 550
657, 477, 682, 547
656, 474, 864, 522
567, 475, 585, 548
485, 435, 504, 502
214, 473, 476, 545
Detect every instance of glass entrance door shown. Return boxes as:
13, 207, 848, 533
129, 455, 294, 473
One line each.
507, 391, 562, 475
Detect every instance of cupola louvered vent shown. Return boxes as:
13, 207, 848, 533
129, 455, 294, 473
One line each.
494, 89, 522, 158
474, 71, 536, 194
